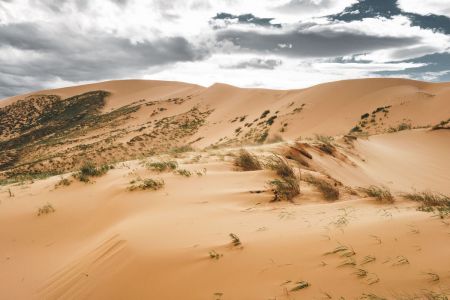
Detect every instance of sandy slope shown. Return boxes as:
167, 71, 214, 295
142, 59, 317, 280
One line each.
1, 129, 449, 299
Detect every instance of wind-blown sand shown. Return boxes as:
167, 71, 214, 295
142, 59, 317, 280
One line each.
0, 78, 449, 299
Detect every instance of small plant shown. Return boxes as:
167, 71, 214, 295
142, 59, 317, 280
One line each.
146, 161, 178, 172
304, 175, 339, 201
229, 233, 241, 246
423, 272, 440, 282
360, 185, 394, 203
74, 162, 111, 182
175, 169, 192, 177
361, 255, 376, 265
128, 178, 165, 191
290, 281, 310, 291
234, 149, 262, 171
354, 268, 368, 278
338, 257, 356, 267
266, 155, 296, 179
209, 250, 223, 260
392, 255, 409, 266
37, 203, 55, 216
195, 168, 207, 176
55, 176, 71, 188
268, 177, 300, 201
260, 110, 270, 118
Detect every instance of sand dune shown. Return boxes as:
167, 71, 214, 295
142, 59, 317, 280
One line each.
0, 78, 449, 299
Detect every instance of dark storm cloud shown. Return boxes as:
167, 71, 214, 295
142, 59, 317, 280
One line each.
0, 23, 208, 98
330, 0, 450, 34
224, 58, 282, 70
376, 52, 450, 81
216, 28, 419, 58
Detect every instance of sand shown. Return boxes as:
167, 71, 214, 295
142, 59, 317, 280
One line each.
0, 78, 449, 299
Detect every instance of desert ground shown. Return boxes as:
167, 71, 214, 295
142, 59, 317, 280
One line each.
0, 78, 449, 299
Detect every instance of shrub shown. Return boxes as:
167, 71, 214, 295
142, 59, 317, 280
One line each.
74, 162, 111, 182
55, 176, 71, 188
361, 113, 370, 119
234, 149, 262, 171
170, 145, 194, 153
37, 203, 55, 216
360, 185, 394, 203
146, 161, 178, 172
304, 175, 339, 200
128, 178, 165, 191
269, 177, 300, 201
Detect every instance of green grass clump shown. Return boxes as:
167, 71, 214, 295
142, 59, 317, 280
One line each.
234, 149, 262, 171
128, 178, 165, 191
360, 185, 394, 203
304, 175, 339, 201
146, 161, 178, 172
37, 203, 55, 216
74, 162, 112, 182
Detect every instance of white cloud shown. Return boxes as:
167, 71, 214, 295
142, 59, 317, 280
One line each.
398, 0, 450, 17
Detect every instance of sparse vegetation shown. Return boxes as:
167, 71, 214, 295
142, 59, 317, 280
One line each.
269, 177, 300, 201
209, 250, 222, 259
304, 175, 339, 200
266, 155, 296, 179
128, 178, 165, 191
74, 162, 112, 182
55, 176, 71, 188
360, 185, 394, 203
234, 149, 262, 171
37, 203, 55, 216
403, 191, 450, 218
146, 161, 178, 172
175, 169, 192, 177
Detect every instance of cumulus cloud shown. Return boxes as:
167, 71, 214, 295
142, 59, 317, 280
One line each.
222, 58, 283, 69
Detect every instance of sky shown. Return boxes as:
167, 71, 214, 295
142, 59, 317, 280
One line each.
0, 0, 449, 98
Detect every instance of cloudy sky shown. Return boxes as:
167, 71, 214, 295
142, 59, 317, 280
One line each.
0, 0, 449, 98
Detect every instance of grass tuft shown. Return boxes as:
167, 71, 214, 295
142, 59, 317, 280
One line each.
304, 175, 339, 201
37, 203, 55, 216
268, 177, 300, 202
229, 233, 241, 246
360, 185, 394, 203
146, 161, 178, 172
403, 191, 450, 218
128, 178, 165, 191
234, 149, 262, 171
74, 162, 112, 182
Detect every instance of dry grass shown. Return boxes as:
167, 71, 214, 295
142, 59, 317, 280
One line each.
146, 161, 178, 172
360, 185, 394, 203
304, 175, 339, 201
403, 191, 450, 218
234, 149, 262, 171
266, 155, 296, 179
37, 203, 55, 216
269, 177, 300, 201
73, 162, 112, 182
128, 178, 165, 191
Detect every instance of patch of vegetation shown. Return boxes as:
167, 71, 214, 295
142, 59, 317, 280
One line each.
74, 162, 112, 182
266, 155, 295, 179
304, 175, 339, 201
37, 203, 55, 216
229, 233, 241, 246
175, 169, 192, 177
361, 113, 370, 119
260, 110, 270, 118
290, 281, 310, 291
387, 122, 411, 133
266, 115, 277, 125
170, 145, 194, 153
55, 176, 71, 188
146, 161, 178, 172
432, 118, 450, 130
360, 185, 394, 203
0, 172, 59, 186
256, 130, 269, 144
403, 191, 450, 218
234, 149, 262, 171
209, 250, 223, 260
269, 177, 300, 201
128, 178, 165, 191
